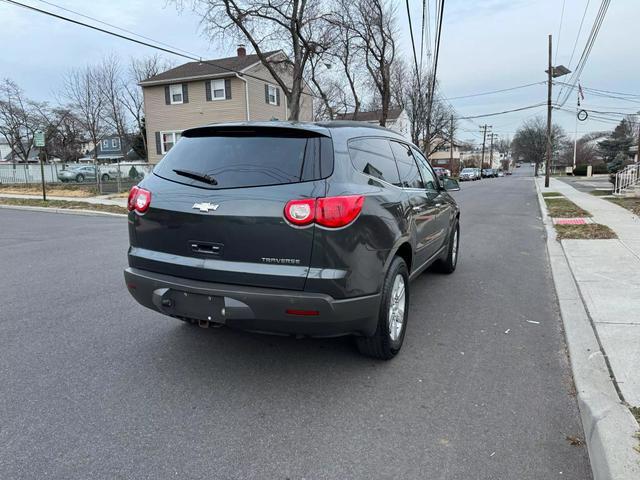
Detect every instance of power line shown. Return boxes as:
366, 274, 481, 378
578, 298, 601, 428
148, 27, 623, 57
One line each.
566, 0, 591, 70
557, 0, 611, 107
0, 0, 350, 107
33, 0, 200, 59
445, 81, 546, 101
457, 103, 547, 120
419, 0, 427, 72
405, 0, 421, 77
554, 0, 566, 65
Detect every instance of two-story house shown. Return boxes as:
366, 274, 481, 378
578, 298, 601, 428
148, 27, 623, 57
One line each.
140, 46, 313, 163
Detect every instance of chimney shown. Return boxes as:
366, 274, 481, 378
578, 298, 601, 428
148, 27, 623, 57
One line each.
237, 44, 246, 57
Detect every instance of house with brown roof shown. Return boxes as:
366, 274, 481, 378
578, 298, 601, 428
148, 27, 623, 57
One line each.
140, 46, 313, 163
335, 108, 410, 140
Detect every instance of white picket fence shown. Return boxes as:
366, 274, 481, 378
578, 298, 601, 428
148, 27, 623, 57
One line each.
0, 163, 64, 184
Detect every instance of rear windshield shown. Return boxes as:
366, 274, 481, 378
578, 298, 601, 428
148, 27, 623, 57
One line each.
153, 131, 332, 189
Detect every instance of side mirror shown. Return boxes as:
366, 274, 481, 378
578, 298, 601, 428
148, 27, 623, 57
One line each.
443, 178, 460, 191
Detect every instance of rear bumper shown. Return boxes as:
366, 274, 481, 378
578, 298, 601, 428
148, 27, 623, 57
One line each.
124, 267, 381, 337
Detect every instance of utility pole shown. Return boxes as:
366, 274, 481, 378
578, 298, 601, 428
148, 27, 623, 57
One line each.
572, 87, 579, 171
545, 34, 553, 187
449, 114, 455, 175
480, 124, 491, 175
488, 133, 498, 171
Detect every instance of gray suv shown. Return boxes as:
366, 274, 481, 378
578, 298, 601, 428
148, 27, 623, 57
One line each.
124, 122, 460, 359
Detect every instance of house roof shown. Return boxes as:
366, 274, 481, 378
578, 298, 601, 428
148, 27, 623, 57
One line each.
335, 108, 404, 122
140, 51, 280, 86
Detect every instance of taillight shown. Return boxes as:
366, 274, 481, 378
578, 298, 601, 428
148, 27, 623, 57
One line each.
283, 195, 364, 228
316, 195, 365, 228
284, 198, 315, 226
127, 186, 152, 213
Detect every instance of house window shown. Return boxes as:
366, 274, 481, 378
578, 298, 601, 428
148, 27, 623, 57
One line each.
211, 79, 226, 100
112, 138, 119, 148
169, 84, 183, 104
102, 139, 109, 149
161, 131, 182, 154
267, 84, 278, 105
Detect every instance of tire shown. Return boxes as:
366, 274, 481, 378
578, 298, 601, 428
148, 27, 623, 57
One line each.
435, 221, 459, 274
101, 173, 110, 182
356, 256, 409, 360
76, 174, 84, 183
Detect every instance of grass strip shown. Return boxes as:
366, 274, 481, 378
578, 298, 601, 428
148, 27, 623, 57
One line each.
542, 192, 563, 198
0, 183, 97, 197
0, 198, 126, 215
608, 197, 640, 216
544, 198, 591, 218
589, 189, 612, 196
554, 223, 617, 240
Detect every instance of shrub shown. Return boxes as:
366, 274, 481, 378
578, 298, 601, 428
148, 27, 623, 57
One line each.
128, 166, 139, 180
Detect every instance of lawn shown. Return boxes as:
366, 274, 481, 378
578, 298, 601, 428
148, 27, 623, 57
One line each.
0, 183, 97, 197
608, 197, 640, 216
0, 198, 126, 215
554, 223, 617, 240
589, 189, 613, 196
544, 198, 591, 218
542, 192, 563, 198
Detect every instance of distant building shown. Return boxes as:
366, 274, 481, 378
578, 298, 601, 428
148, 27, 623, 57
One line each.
429, 139, 462, 174
335, 108, 411, 140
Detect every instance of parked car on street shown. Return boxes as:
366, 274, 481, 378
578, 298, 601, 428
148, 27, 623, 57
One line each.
459, 167, 479, 181
58, 165, 98, 183
433, 167, 451, 178
124, 121, 461, 359
482, 168, 497, 178
497, 171, 504, 177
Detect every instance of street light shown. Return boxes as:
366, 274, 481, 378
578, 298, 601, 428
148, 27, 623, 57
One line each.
544, 34, 571, 187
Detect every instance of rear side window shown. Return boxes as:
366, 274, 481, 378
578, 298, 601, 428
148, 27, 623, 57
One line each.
348, 138, 399, 185
153, 130, 331, 189
389, 141, 424, 189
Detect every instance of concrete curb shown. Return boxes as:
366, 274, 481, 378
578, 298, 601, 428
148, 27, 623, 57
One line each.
535, 180, 640, 479
0, 204, 127, 218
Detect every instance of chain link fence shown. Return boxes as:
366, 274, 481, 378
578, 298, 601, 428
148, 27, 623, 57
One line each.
0, 162, 153, 195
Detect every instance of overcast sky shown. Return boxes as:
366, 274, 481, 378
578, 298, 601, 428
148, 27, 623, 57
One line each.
1, 0, 638, 146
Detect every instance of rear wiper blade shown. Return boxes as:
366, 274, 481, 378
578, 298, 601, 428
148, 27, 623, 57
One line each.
172, 169, 218, 185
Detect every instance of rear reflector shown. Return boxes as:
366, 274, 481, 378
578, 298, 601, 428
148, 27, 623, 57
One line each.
286, 309, 320, 316
283, 195, 364, 228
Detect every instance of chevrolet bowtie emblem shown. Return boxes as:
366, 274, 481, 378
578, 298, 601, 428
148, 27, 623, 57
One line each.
193, 202, 219, 212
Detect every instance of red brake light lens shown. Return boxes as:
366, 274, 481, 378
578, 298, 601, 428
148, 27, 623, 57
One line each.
284, 198, 315, 226
127, 186, 152, 213
127, 186, 139, 211
316, 195, 365, 228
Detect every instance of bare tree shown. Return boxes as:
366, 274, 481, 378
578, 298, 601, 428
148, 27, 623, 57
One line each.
38, 107, 85, 162
182, 0, 332, 120
63, 66, 105, 166
512, 117, 565, 176
348, 0, 396, 126
399, 69, 453, 155
123, 54, 174, 157
0, 79, 40, 163
100, 55, 130, 157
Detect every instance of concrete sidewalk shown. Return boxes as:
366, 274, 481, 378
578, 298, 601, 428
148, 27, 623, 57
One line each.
0, 192, 127, 208
542, 177, 640, 406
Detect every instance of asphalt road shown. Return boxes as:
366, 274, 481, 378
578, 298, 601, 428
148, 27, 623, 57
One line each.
0, 166, 591, 479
